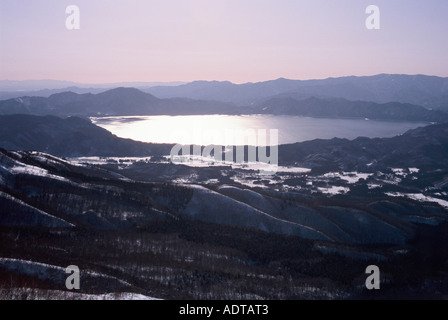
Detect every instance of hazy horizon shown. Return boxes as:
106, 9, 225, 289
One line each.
1, 0, 448, 83
1, 72, 447, 87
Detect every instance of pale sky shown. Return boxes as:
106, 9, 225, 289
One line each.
1, 0, 447, 83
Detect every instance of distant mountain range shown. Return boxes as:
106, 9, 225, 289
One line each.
1, 86, 447, 122
255, 96, 448, 122
3, 74, 448, 110
0, 79, 185, 91
0, 87, 108, 101
145, 74, 448, 110
0, 80, 185, 100
0, 88, 240, 117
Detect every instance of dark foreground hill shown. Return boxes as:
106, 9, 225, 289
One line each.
0, 114, 172, 157
1, 145, 448, 299
278, 122, 448, 171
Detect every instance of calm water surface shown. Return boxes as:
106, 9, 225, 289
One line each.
92, 115, 428, 146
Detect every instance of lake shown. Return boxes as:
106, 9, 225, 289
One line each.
91, 115, 429, 146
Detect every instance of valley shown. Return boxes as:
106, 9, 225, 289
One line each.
1, 75, 448, 300
1, 120, 448, 299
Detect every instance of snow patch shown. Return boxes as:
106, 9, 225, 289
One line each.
323, 172, 373, 184
275, 166, 311, 174
10, 164, 70, 183
0, 258, 134, 288
386, 192, 448, 209
231, 175, 269, 189
168, 154, 310, 174
0, 289, 160, 300
391, 168, 406, 176
70, 156, 152, 167
391, 168, 419, 178
318, 186, 350, 195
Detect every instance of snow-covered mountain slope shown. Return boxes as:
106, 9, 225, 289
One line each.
0, 258, 154, 297
0, 149, 173, 229
179, 184, 332, 241
1, 148, 447, 245
0, 192, 73, 228
178, 184, 417, 244
1, 148, 448, 299
0, 288, 159, 300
